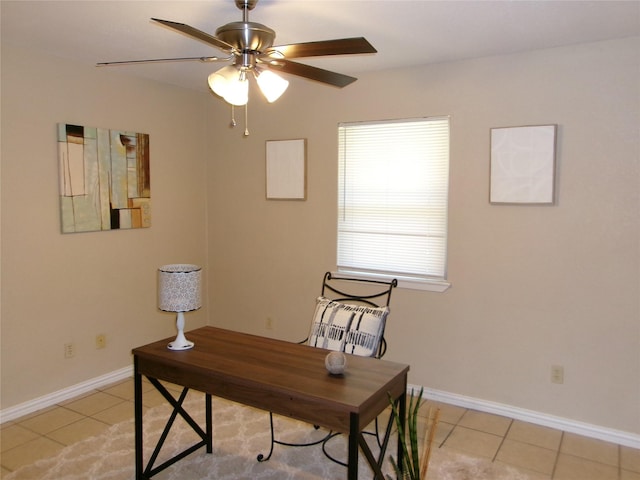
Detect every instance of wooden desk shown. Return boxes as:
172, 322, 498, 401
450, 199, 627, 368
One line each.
133, 326, 409, 479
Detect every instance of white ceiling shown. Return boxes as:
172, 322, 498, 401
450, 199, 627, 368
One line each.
2, 0, 639, 93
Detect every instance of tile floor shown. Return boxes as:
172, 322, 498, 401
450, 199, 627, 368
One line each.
423, 399, 640, 480
1, 378, 639, 479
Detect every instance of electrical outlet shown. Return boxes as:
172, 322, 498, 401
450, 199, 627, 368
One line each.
64, 343, 75, 359
96, 334, 106, 349
266, 317, 274, 330
551, 365, 564, 384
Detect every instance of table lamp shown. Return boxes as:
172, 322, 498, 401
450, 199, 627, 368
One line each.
158, 264, 202, 350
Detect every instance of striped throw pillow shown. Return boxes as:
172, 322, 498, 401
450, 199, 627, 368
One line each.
308, 296, 389, 357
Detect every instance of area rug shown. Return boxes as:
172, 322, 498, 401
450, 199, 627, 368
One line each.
5, 392, 533, 480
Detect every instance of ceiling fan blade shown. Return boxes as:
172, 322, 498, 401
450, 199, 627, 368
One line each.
97, 56, 231, 67
151, 18, 236, 53
267, 37, 376, 59
264, 59, 357, 88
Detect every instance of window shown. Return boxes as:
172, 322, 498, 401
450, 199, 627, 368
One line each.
337, 116, 450, 290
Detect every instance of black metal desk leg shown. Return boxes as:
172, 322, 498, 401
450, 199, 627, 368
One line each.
134, 359, 147, 480
348, 413, 359, 480
397, 391, 407, 477
206, 394, 213, 453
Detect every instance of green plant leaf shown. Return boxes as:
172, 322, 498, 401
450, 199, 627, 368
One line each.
387, 387, 425, 480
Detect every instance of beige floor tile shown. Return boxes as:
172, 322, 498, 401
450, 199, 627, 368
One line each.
560, 432, 619, 467
0, 436, 65, 471
495, 438, 557, 475
458, 409, 512, 436
99, 379, 135, 400
622, 445, 640, 473
0, 424, 39, 452
16, 407, 84, 435
91, 400, 136, 425
441, 425, 503, 459
554, 453, 618, 480
622, 469, 640, 480
507, 420, 562, 451
61, 391, 124, 416
429, 402, 466, 425
45, 417, 110, 446
433, 421, 454, 447
141, 388, 172, 408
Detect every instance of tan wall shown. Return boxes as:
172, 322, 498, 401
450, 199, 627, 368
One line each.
206, 37, 640, 434
1, 45, 209, 408
2, 36, 638, 436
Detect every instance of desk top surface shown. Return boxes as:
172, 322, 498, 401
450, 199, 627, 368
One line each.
133, 326, 409, 429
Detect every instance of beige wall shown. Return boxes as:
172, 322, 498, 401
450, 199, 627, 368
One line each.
206, 37, 640, 435
1, 45, 209, 408
1, 35, 638, 437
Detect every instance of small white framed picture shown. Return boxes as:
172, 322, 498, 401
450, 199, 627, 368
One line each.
490, 125, 557, 204
266, 139, 307, 200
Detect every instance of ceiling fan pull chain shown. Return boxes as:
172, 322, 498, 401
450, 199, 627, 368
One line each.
230, 105, 237, 128
244, 103, 250, 137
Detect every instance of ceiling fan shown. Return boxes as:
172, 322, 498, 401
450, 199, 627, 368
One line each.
97, 0, 377, 108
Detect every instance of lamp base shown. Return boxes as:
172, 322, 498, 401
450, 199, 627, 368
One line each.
167, 339, 195, 351
167, 313, 195, 350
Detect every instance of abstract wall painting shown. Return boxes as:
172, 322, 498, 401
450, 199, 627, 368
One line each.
57, 123, 151, 233
490, 124, 557, 204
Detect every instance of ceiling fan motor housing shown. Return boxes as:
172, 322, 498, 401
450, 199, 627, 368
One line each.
216, 21, 275, 53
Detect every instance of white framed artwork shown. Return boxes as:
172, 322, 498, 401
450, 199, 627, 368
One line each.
490, 125, 557, 204
266, 139, 307, 200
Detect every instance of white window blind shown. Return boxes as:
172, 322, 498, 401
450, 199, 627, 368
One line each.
337, 116, 450, 282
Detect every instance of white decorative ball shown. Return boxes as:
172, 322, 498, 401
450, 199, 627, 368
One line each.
325, 351, 347, 375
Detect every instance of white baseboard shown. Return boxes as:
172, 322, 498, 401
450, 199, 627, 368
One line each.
0, 366, 133, 424
408, 383, 640, 449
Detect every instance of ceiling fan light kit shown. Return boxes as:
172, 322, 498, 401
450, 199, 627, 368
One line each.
97, 0, 376, 133
254, 69, 289, 103
207, 62, 289, 106
208, 66, 249, 106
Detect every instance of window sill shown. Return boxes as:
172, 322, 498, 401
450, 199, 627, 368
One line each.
397, 277, 451, 292
334, 270, 451, 293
